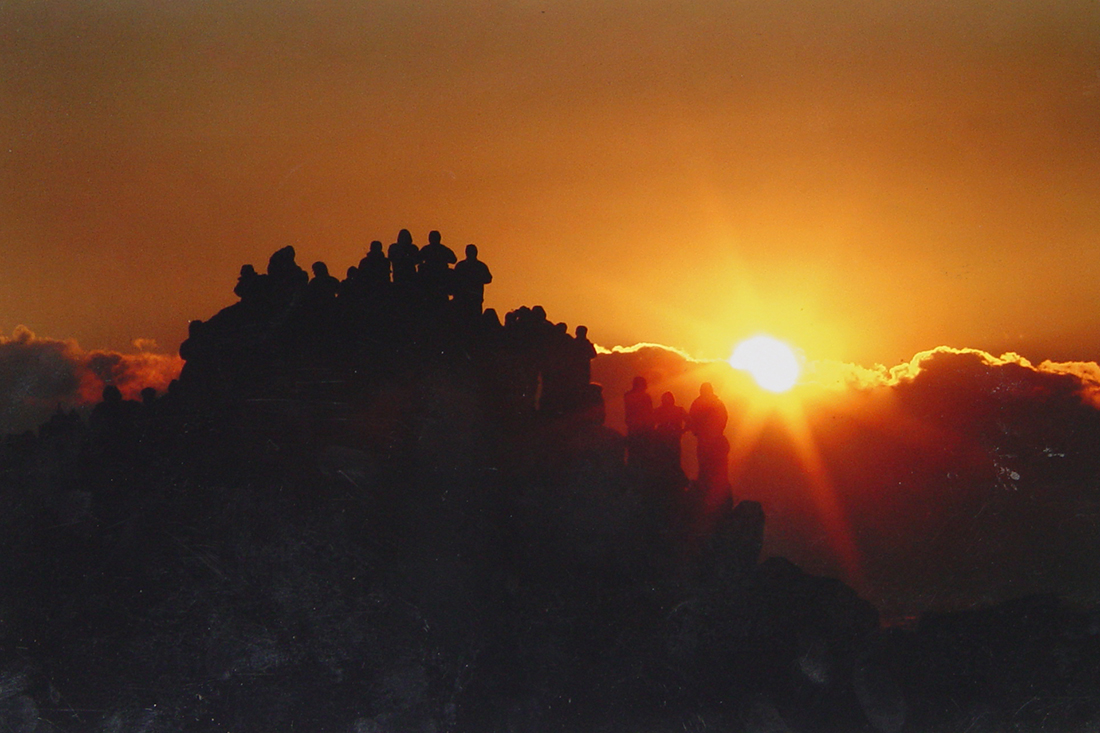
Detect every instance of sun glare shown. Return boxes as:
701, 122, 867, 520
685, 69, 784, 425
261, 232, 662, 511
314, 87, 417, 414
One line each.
729, 335, 801, 393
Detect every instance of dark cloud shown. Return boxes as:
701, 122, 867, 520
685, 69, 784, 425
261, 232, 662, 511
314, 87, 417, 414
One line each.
593, 343, 752, 433
0, 326, 183, 435
593, 343, 1100, 615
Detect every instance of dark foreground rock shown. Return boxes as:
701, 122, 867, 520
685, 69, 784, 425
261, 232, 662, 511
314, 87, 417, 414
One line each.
2, 244, 1099, 731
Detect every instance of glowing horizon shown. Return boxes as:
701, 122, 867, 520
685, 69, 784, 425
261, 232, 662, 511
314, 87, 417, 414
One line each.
2, 1, 1098, 367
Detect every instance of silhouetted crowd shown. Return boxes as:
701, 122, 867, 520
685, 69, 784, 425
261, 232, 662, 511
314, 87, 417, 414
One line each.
3, 229, 735, 499
4, 230, 1099, 733
169, 232, 617, 461
174, 229, 731, 492
230, 230, 494, 323
624, 376, 730, 496
180, 230, 496, 396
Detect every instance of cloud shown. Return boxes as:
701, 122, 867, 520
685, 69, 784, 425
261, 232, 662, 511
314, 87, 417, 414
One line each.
594, 342, 701, 360
801, 347, 1100, 415
591, 342, 746, 428
0, 326, 183, 435
593, 342, 1100, 613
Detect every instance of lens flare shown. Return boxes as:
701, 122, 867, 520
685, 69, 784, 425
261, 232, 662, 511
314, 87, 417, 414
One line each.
729, 335, 800, 392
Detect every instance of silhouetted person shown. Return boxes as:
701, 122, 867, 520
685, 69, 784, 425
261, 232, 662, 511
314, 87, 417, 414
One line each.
498, 306, 544, 417
481, 307, 503, 332
452, 244, 492, 318
524, 306, 558, 412
299, 261, 340, 349
359, 240, 391, 289
650, 391, 690, 501
264, 246, 309, 313
690, 382, 730, 496
689, 382, 727, 438
267, 246, 308, 287
654, 391, 688, 469
234, 264, 262, 302
543, 324, 596, 414
624, 375, 655, 469
417, 230, 457, 302
388, 229, 420, 285
569, 325, 597, 388
307, 262, 340, 301
178, 319, 208, 363
538, 322, 574, 415
338, 265, 361, 301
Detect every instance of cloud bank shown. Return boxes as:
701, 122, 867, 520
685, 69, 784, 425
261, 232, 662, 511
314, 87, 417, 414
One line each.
4, 328, 1099, 613
805, 346, 1100, 402
594, 342, 1100, 614
0, 326, 183, 435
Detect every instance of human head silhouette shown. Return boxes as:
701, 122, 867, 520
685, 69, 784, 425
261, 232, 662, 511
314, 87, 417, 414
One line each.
397, 229, 413, 247
700, 382, 715, 397
103, 385, 123, 404
465, 244, 478, 259
428, 230, 441, 246
633, 376, 647, 391
369, 240, 383, 255
576, 325, 588, 339
661, 391, 675, 407
312, 262, 329, 278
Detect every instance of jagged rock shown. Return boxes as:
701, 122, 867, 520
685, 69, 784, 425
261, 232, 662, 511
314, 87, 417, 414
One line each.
318, 445, 378, 488
0, 694, 38, 733
854, 659, 907, 733
743, 695, 795, 733
705, 499, 765, 578
0, 242, 928, 732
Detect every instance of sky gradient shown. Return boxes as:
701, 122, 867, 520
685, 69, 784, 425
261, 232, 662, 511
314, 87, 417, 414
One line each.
4, 2, 1100, 611
2, 0, 1099, 366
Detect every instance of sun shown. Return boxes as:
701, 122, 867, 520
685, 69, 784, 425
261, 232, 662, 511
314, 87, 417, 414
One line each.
721, 334, 862, 582
729, 335, 801, 393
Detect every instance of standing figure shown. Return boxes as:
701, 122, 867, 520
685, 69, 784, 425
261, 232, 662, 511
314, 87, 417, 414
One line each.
359, 240, 391, 290
654, 391, 688, 471
452, 244, 493, 318
388, 229, 420, 285
689, 382, 730, 496
306, 261, 340, 302
234, 264, 261, 302
570, 326, 597, 387
417, 230, 457, 303
266, 245, 309, 307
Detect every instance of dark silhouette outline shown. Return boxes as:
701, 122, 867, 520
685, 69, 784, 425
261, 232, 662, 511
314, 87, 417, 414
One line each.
452, 244, 492, 319
690, 382, 730, 499
2, 236, 1081, 733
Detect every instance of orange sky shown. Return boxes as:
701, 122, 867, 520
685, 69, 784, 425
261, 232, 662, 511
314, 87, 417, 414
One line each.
2, 0, 1099, 366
